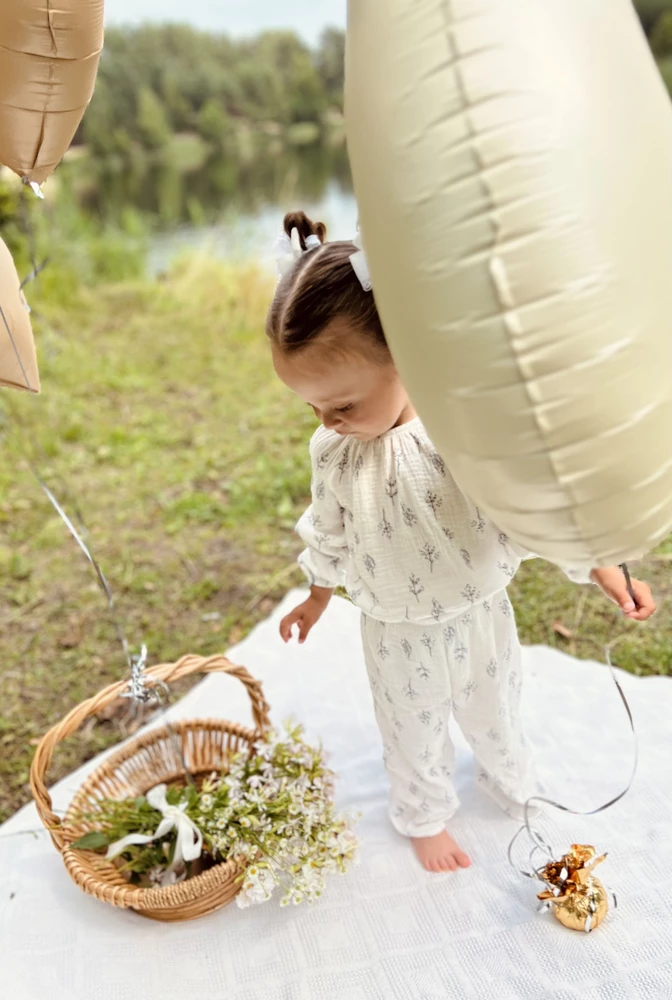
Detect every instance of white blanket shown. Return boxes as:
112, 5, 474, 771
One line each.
1, 592, 671, 999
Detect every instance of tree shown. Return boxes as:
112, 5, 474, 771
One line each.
240, 32, 327, 125
657, 56, 672, 94
197, 99, 233, 149
137, 87, 171, 150
316, 28, 345, 107
635, 0, 672, 33
76, 24, 344, 159
650, 11, 672, 56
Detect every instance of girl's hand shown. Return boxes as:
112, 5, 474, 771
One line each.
590, 567, 656, 621
279, 587, 333, 644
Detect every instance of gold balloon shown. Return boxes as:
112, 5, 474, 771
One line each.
0, 0, 104, 185
0, 236, 39, 393
537, 844, 610, 933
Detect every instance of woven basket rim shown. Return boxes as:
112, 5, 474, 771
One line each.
65, 716, 258, 818
61, 716, 259, 911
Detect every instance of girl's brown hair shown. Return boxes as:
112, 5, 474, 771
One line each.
266, 211, 388, 358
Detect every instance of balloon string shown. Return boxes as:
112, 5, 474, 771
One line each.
3, 214, 195, 785
20, 257, 50, 291
507, 647, 638, 880
18, 186, 45, 284
619, 563, 637, 606
30, 468, 196, 787
34, 470, 132, 669
8, 197, 132, 671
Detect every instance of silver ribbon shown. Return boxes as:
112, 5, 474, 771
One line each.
509, 563, 639, 880
36, 473, 133, 671
119, 643, 168, 707
35, 474, 194, 784
22, 178, 44, 200
507, 645, 637, 932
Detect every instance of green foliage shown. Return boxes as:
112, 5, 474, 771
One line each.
79, 25, 344, 164
658, 55, 672, 91
0, 179, 43, 267
650, 11, 672, 56
137, 87, 172, 150
316, 28, 346, 107
635, 0, 672, 31
196, 99, 233, 150
71, 792, 175, 878
70, 830, 112, 850
69, 725, 359, 904
0, 181, 24, 258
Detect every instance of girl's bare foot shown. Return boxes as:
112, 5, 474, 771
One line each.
411, 830, 472, 873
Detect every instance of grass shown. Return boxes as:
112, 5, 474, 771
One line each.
0, 256, 670, 822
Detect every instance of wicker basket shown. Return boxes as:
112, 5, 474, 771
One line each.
30, 654, 271, 922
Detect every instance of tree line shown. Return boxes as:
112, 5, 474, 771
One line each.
638, 1, 672, 93
77, 10, 672, 163
78, 26, 345, 160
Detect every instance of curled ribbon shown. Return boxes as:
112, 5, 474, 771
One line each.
509, 650, 637, 875
509, 563, 639, 880
106, 783, 203, 878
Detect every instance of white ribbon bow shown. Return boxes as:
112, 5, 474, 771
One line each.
105, 783, 203, 875
274, 227, 322, 278
273, 222, 372, 292
349, 225, 372, 292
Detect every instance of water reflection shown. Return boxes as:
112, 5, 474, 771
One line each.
81, 136, 352, 223
76, 135, 357, 271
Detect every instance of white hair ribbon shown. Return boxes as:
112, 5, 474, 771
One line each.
350, 225, 372, 292
274, 227, 323, 278
105, 783, 203, 880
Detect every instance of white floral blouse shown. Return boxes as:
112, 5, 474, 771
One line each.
296, 418, 589, 626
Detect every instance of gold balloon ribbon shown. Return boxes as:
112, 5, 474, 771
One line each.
619, 562, 637, 605
35, 472, 134, 672
34, 473, 196, 787
3, 210, 195, 782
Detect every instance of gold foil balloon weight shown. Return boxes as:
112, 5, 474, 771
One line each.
537, 845, 611, 933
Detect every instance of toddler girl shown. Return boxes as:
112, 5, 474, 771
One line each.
268, 212, 656, 873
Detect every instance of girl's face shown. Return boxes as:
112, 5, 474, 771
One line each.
273, 322, 414, 441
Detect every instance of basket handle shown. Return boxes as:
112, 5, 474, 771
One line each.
30, 654, 271, 850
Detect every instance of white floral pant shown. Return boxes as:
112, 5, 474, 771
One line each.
361, 591, 536, 837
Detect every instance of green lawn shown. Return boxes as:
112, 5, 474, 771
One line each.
0, 257, 669, 822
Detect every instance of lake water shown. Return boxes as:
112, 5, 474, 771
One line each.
83, 136, 359, 275
147, 181, 358, 275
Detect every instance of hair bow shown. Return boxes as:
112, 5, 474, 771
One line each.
350, 224, 372, 292
274, 227, 322, 279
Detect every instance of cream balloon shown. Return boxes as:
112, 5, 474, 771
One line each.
345, 0, 672, 568
0, 0, 104, 185
0, 237, 39, 393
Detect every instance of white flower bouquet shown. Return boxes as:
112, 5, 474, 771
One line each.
71, 722, 359, 908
